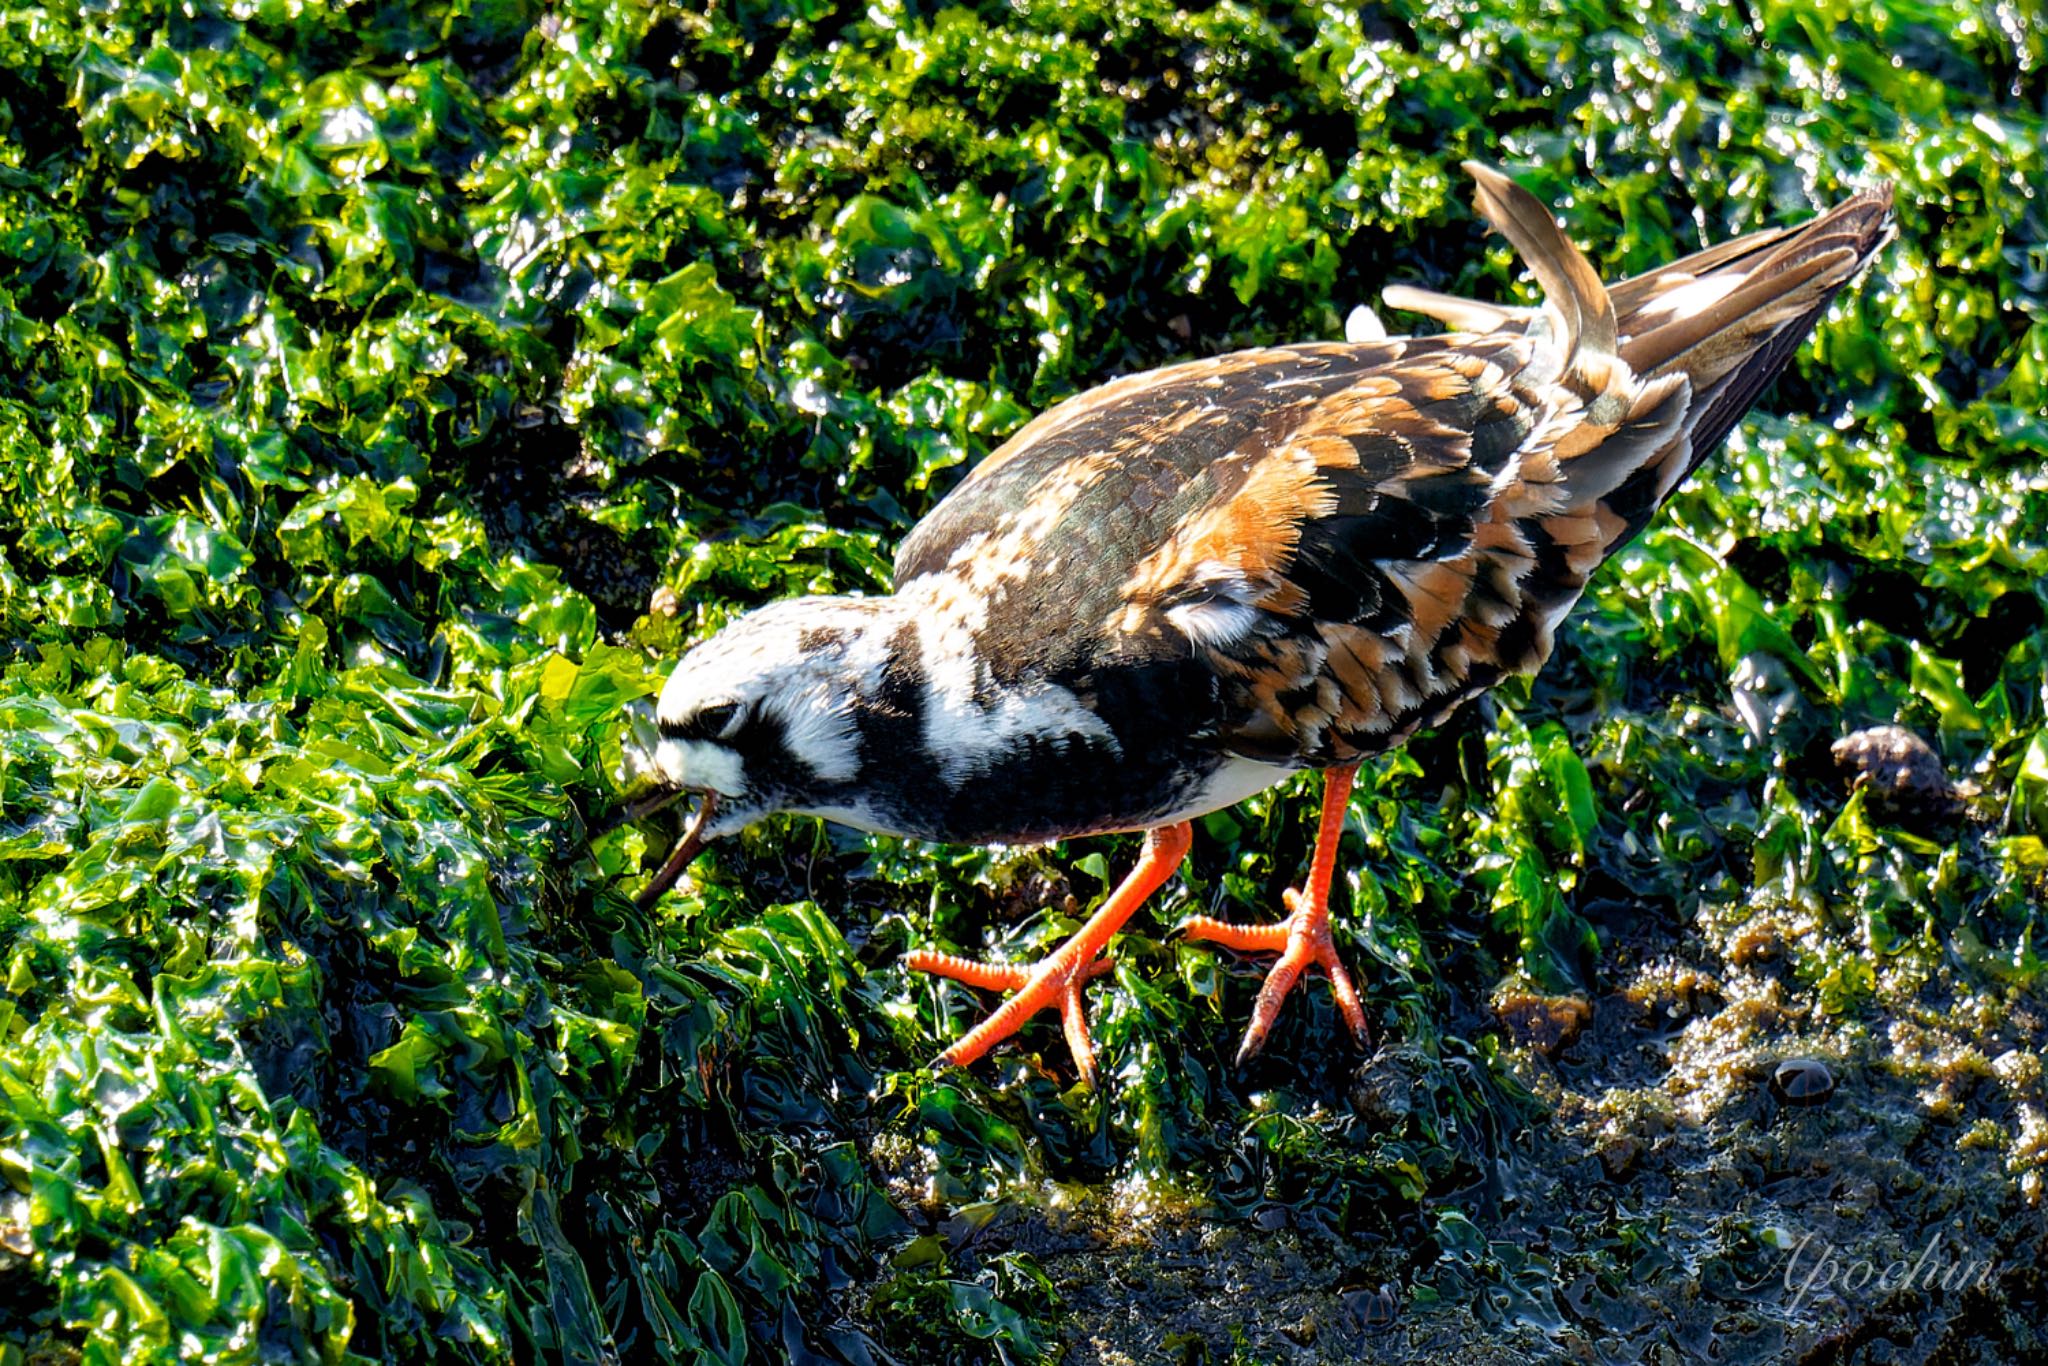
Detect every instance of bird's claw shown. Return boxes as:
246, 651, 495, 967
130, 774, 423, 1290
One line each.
1188, 892, 1370, 1064
904, 822, 1193, 1089
1184, 765, 1370, 1064
906, 949, 1117, 1088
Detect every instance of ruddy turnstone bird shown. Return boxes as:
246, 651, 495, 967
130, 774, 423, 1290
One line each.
635, 163, 1893, 1087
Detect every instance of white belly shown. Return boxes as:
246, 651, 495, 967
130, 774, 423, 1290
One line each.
1153, 755, 1300, 825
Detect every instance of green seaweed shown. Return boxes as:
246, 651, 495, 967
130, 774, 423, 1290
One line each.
0, 0, 2043, 1362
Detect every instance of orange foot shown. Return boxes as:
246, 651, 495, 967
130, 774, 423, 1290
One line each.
904, 821, 1192, 1089
1183, 765, 1371, 1065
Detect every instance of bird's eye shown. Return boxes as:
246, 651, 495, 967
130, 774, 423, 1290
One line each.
696, 701, 740, 739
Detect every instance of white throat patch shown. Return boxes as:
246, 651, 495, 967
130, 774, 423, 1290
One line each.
652, 736, 746, 797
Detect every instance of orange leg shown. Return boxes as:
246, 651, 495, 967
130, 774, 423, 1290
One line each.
904, 821, 1192, 1088
1183, 765, 1370, 1064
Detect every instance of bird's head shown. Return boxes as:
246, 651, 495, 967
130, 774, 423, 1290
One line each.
636, 595, 896, 904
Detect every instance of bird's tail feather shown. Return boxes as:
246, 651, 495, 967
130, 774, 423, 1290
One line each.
1385, 167, 1894, 482
1460, 160, 1618, 360
1610, 186, 1895, 477
1377, 285, 1528, 335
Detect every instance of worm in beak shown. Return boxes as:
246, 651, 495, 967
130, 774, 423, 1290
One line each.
634, 791, 721, 910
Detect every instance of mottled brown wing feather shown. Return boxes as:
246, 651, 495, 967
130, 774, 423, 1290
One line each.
893, 343, 1412, 587
1105, 332, 1693, 764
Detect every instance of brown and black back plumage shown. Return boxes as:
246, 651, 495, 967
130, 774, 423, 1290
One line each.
896, 164, 1894, 770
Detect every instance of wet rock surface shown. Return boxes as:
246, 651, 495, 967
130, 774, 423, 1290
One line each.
932, 898, 2048, 1364
1832, 726, 1960, 823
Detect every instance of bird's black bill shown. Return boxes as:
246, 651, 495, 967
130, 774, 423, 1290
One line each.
590, 786, 687, 842
634, 791, 720, 910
